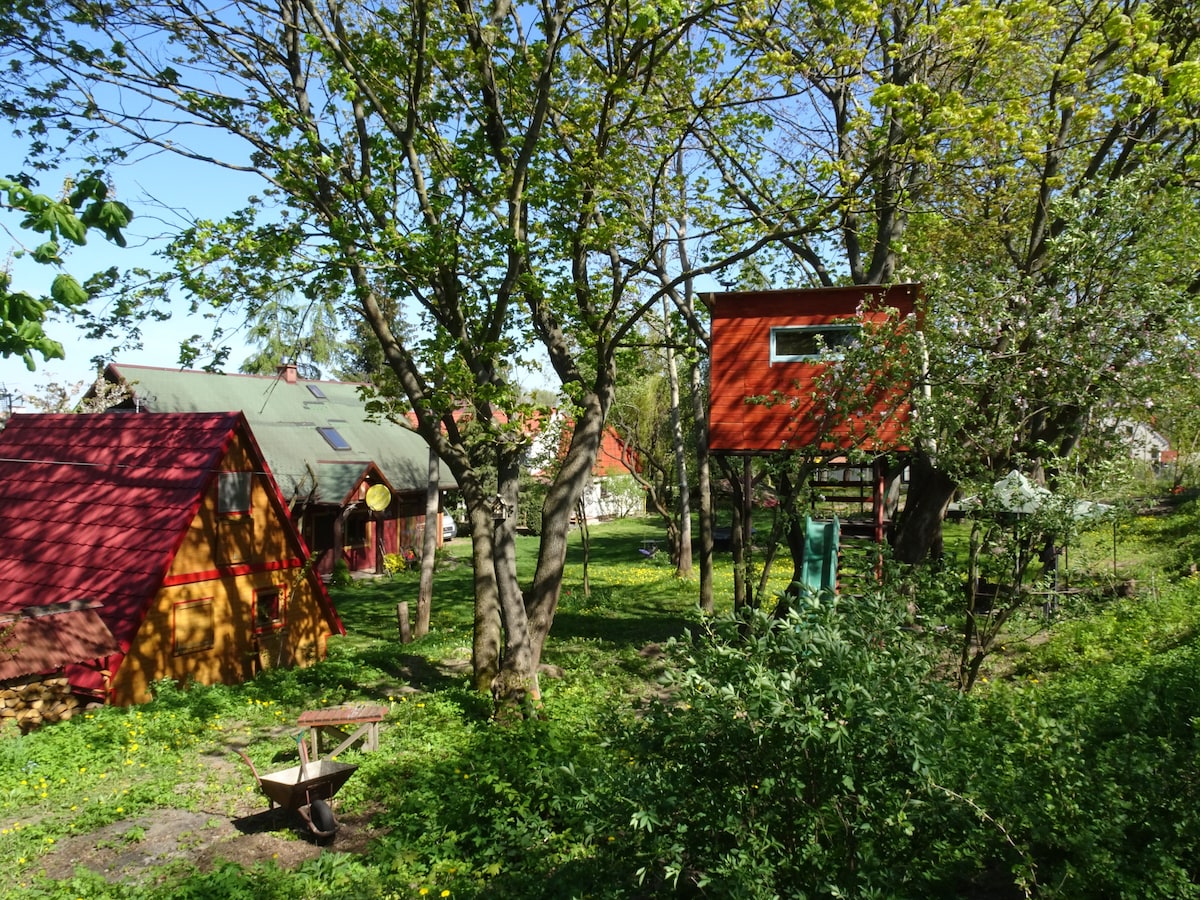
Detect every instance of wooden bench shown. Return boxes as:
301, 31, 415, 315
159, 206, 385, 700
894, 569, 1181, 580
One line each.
298, 704, 388, 759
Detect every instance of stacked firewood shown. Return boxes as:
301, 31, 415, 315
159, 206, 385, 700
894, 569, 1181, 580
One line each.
0, 677, 86, 732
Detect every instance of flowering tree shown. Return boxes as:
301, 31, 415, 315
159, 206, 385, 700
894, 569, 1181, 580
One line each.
700, 0, 1200, 563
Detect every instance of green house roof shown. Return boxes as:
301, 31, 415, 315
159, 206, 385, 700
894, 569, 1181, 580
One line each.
102, 364, 454, 504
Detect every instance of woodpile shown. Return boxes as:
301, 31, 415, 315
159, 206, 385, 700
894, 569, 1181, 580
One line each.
0, 676, 87, 733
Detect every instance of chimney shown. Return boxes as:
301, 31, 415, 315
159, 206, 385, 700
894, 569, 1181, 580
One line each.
278, 362, 298, 384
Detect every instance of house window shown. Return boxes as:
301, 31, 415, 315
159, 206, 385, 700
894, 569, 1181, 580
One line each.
218, 471, 252, 515
218, 515, 255, 565
254, 586, 285, 633
345, 516, 368, 548
317, 426, 351, 450
174, 597, 215, 655
307, 384, 327, 400
770, 325, 860, 362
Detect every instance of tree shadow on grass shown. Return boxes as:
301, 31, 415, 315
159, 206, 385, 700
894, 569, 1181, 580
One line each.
549, 611, 694, 647
354, 648, 474, 694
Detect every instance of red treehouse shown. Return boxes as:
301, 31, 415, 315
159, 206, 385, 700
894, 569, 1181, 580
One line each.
707, 284, 923, 594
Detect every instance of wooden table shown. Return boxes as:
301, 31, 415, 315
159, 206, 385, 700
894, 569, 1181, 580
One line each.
297, 704, 388, 759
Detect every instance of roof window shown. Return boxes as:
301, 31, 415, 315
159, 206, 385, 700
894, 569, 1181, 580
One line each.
317, 426, 351, 450
307, 384, 327, 399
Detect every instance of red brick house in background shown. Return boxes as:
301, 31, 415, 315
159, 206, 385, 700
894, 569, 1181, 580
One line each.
0, 412, 344, 705
441, 403, 645, 524
587, 422, 644, 519
524, 408, 644, 521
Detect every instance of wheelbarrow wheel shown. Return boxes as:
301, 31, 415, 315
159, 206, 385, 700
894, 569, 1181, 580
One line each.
310, 798, 337, 835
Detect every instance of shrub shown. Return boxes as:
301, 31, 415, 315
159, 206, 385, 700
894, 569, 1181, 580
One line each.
329, 558, 353, 586
518, 474, 547, 535
944, 582, 1200, 898
593, 594, 967, 898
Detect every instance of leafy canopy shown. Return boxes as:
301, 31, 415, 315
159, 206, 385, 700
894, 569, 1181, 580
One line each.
1, 173, 132, 370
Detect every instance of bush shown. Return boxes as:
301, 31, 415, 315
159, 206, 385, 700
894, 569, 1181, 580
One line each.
592, 594, 967, 898
330, 558, 353, 586
943, 582, 1200, 898
518, 474, 547, 535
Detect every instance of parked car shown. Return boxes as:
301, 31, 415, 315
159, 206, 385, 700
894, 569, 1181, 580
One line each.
442, 515, 458, 541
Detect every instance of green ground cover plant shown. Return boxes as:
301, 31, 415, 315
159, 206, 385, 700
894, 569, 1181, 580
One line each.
0, 513, 1198, 898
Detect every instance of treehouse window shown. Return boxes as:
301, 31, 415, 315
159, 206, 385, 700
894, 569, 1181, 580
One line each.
174, 597, 215, 655
770, 325, 860, 362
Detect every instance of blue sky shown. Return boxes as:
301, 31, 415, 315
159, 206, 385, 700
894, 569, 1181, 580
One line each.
2, 138, 265, 407
2, 142, 561, 407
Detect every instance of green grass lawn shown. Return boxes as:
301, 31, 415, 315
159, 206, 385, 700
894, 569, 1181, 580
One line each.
332, 516, 802, 672
1, 511, 1198, 898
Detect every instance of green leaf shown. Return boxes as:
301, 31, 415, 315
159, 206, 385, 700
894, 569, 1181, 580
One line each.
31, 240, 62, 264
50, 273, 89, 307
68, 173, 108, 208
53, 206, 88, 244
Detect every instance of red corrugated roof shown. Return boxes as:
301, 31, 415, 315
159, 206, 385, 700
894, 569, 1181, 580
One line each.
0, 413, 241, 653
0, 602, 119, 682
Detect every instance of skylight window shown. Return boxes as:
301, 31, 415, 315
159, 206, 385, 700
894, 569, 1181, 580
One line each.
307, 384, 327, 399
317, 426, 351, 450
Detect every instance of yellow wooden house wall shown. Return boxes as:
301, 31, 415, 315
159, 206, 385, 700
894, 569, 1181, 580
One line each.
108, 432, 333, 705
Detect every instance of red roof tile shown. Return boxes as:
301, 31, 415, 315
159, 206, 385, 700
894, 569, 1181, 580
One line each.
0, 413, 241, 651
0, 602, 119, 682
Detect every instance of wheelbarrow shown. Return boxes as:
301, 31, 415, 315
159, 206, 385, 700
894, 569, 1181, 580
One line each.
237, 735, 357, 839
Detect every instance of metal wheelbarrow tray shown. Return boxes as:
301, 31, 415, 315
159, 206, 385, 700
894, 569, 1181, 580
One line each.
237, 749, 357, 839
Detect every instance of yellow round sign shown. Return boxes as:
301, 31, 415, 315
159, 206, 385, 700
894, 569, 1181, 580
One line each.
365, 483, 392, 511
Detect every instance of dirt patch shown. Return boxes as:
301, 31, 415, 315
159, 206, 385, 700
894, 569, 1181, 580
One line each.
34, 801, 382, 885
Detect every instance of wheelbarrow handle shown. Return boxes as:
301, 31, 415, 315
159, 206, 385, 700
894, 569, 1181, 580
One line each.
296, 731, 310, 784
235, 749, 263, 786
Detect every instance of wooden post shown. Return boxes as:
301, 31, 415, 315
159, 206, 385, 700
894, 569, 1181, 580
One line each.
397, 601, 412, 644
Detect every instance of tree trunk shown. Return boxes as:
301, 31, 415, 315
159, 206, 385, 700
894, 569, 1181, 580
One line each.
664, 298, 692, 577
664, 147, 711, 610
756, 461, 811, 603
717, 454, 755, 612
691, 358, 715, 614
772, 513, 810, 620
958, 521, 983, 692
890, 452, 957, 565
468, 499, 503, 693
525, 390, 609, 679
731, 489, 748, 611
577, 497, 591, 599
415, 445, 439, 638
490, 442, 531, 711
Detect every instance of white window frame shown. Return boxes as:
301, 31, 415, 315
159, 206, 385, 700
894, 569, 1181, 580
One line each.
769, 325, 860, 362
